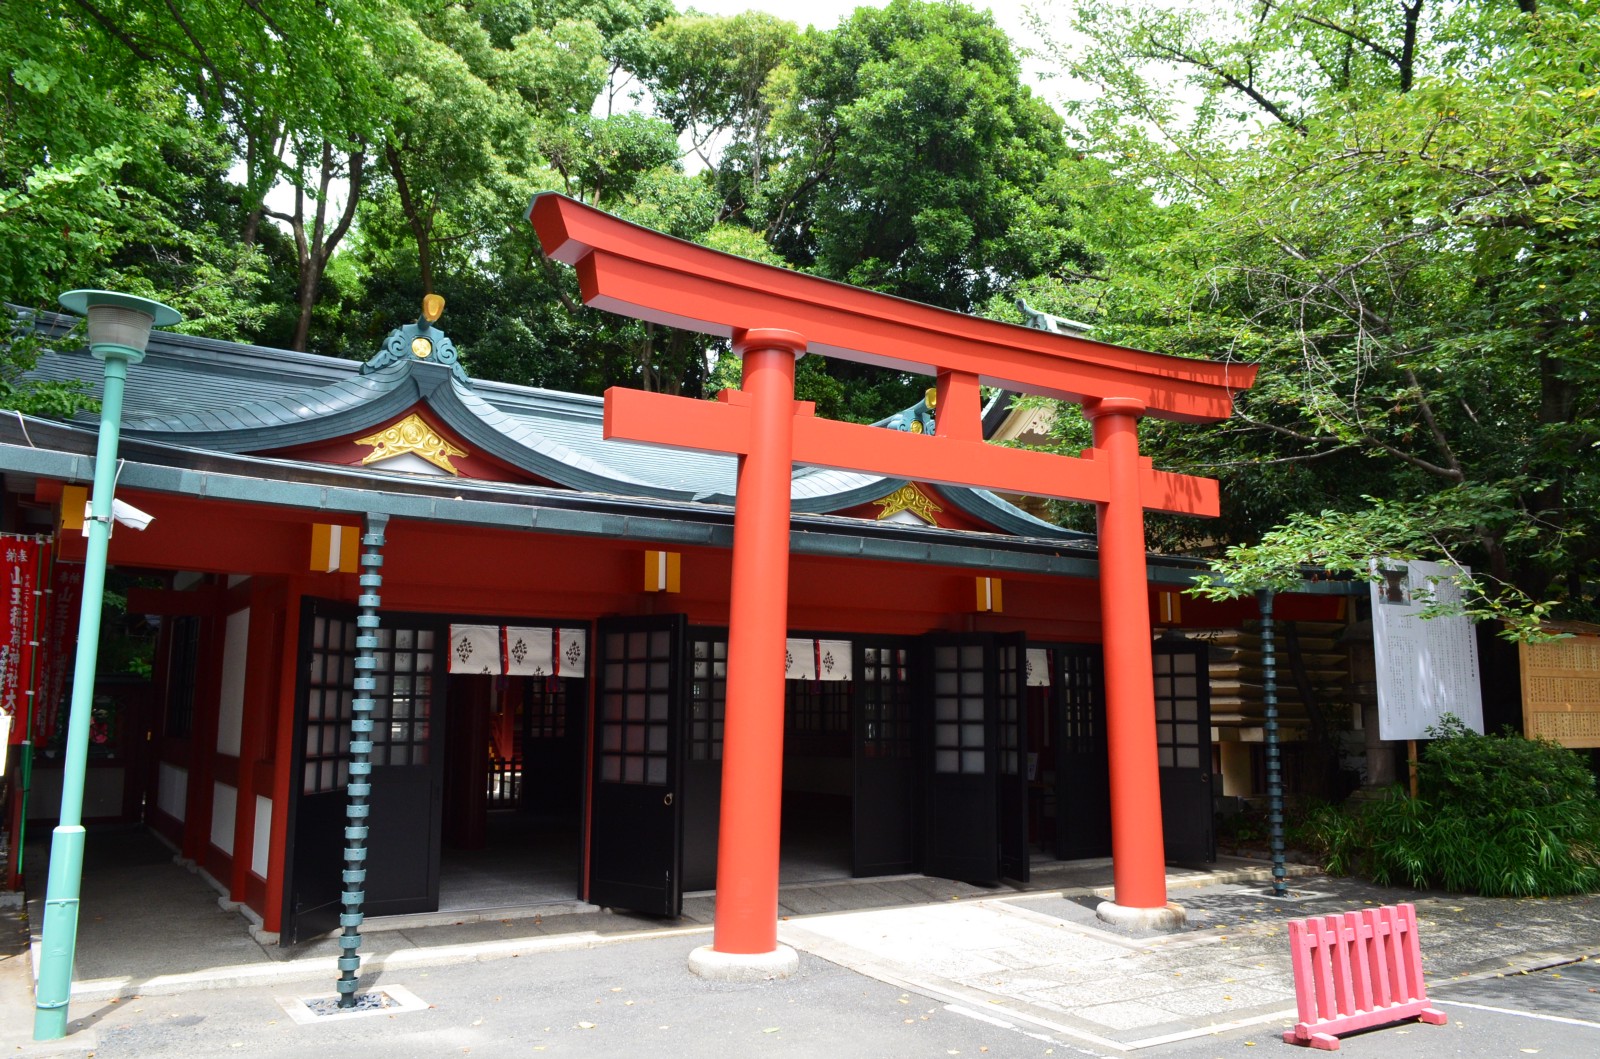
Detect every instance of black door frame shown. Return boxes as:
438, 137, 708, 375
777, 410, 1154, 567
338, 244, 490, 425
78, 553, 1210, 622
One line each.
919, 632, 1002, 887
680, 624, 727, 893
1154, 638, 1215, 863
1049, 642, 1113, 860
283, 599, 450, 943
587, 614, 687, 916
852, 634, 919, 877
995, 633, 1030, 883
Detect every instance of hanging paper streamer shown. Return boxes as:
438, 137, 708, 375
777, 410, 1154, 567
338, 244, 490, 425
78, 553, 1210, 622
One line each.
816, 640, 853, 682
784, 638, 816, 680
448, 624, 502, 674
1026, 648, 1052, 687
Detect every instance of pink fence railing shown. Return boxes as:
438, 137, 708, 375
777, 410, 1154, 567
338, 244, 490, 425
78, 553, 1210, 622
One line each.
1283, 902, 1448, 1050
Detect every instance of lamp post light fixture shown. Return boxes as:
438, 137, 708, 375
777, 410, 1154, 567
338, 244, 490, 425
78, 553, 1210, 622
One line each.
34, 290, 181, 1041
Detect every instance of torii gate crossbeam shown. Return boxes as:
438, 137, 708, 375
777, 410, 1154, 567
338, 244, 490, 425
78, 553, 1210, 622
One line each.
528, 194, 1257, 975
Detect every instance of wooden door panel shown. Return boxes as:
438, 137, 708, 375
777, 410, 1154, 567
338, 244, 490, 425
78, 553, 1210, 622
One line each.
1155, 642, 1215, 863
922, 635, 998, 886
588, 615, 685, 916
1055, 645, 1112, 860
997, 635, 1029, 883
853, 640, 916, 877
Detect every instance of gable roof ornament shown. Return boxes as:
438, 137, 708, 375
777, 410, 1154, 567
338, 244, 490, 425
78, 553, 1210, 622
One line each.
878, 387, 938, 435
354, 412, 469, 474
362, 294, 470, 386
873, 482, 942, 525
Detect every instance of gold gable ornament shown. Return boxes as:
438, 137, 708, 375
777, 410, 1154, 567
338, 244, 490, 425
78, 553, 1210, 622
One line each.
873, 482, 942, 525
355, 413, 468, 475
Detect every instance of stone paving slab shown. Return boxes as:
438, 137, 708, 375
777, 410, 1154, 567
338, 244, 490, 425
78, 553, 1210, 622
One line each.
780, 875, 1600, 1050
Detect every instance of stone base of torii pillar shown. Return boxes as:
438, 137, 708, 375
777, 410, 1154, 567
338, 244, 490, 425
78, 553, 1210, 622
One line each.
1097, 900, 1189, 931
687, 943, 801, 982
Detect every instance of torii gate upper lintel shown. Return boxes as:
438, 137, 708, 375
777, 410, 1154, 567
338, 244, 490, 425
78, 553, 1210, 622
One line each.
527, 194, 1258, 969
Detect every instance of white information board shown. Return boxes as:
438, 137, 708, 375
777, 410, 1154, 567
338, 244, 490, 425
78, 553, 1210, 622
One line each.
1371, 559, 1485, 740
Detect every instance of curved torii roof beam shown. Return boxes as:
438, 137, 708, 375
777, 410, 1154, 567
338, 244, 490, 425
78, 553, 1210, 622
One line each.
528, 193, 1256, 424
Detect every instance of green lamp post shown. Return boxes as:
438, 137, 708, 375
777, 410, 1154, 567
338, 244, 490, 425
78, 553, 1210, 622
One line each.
34, 290, 181, 1041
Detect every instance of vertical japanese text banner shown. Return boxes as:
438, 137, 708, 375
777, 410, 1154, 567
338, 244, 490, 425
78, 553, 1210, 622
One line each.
1, 537, 42, 748
34, 554, 81, 747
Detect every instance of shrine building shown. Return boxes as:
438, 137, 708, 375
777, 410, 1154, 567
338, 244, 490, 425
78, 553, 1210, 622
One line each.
0, 198, 1345, 958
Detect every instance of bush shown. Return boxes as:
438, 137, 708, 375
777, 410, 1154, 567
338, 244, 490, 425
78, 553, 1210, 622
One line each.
1216, 796, 1336, 858
1311, 717, 1600, 897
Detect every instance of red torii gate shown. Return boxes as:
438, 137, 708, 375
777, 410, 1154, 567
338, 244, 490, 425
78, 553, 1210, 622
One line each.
528, 194, 1257, 974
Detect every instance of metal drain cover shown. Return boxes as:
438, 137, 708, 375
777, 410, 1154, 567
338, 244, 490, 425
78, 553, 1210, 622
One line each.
1229, 887, 1333, 902
278, 984, 428, 1024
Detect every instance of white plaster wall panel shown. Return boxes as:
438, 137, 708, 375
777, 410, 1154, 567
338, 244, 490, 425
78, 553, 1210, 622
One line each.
216, 608, 250, 756
157, 763, 187, 821
252, 796, 272, 878
211, 781, 237, 854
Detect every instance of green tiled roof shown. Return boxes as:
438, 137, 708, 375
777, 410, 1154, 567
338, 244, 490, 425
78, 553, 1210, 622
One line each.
20, 307, 1091, 539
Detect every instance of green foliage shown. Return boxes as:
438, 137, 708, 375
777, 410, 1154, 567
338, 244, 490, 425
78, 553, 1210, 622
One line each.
1039, 0, 1600, 623
637, 8, 796, 196
1187, 490, 1563, 640
1216, 796, 1337, 857
1420, 715, 1600, 817
0, 308, 96, 419
766, 0, 1087, 312
1311, 719, 1600, 896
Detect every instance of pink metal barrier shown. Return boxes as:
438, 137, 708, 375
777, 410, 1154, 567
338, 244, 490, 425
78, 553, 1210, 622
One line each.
1283, 902, 1448, 1050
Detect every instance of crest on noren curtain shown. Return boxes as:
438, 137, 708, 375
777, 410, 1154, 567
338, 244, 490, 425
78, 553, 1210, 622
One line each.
784, 638, 815, 680
505, 627, 587, 677
448, 624, 501, 674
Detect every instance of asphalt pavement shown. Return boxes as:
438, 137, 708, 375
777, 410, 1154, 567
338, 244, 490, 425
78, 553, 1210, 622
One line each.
3, 833, 1600, 1058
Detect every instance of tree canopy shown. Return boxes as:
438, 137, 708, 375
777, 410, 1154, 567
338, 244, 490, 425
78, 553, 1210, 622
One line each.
1031, 0, 1600, 628
3, 0, 1596, 626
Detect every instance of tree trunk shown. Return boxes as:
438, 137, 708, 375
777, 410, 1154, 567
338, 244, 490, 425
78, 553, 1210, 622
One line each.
290, 258, 327, 352
386, 140, 434, 295
272, 142, 365, 351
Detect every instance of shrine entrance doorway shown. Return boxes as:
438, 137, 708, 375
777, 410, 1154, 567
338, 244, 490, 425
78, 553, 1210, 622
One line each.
438, 664, 586, 913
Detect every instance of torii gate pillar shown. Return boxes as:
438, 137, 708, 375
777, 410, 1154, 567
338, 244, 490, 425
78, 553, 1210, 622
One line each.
1087, 398, 1182, 928
687, 329, 804, 979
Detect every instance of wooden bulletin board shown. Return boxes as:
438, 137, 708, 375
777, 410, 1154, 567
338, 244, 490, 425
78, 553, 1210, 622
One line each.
1520, 623, 1600, 747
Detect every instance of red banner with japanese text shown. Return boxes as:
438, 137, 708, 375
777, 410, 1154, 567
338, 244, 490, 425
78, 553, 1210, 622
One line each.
33, 553, 81, 747
1, 536, 45, 747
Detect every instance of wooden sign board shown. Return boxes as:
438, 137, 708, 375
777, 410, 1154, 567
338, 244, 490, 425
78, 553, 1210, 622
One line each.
1371, 560, 1483, 740
1520, 624, 1600, 748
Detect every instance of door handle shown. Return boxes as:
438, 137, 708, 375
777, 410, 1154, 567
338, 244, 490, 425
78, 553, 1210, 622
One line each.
663, 792, 674, 806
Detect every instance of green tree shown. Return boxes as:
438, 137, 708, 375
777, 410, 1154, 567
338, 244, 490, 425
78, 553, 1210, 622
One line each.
0, 1, 401, 347
765, 0, 1085, 312
637, 10, 797, 217
1036, 0, 1600, 624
